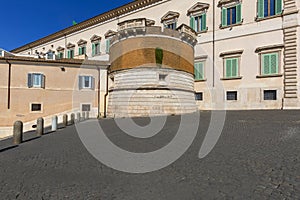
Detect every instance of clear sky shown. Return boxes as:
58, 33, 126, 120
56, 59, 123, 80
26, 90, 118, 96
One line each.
0, 0, 133, 51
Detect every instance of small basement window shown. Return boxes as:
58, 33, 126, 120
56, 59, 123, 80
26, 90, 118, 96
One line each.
227, 91, 237, 101
264, 90, 277, 100
195, 92, 203, 101
31, 103, 42, 112
81, 104, 91, 112
159, 74, 167, 81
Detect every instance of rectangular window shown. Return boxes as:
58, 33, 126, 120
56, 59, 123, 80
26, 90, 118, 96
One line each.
92, 42, 101, 56
190, 13, 207, 32
165, 22, 177, 30
222, 3, 242, 27
264, 90, 277, 100
105, 39, 110, 54
159, 74, 167, 81
261, 52, 279, 75
81, 104, 91, 112
227, 91, 238, 101
79, 76, 94, 90
28, 73, 45, 88
67, 49, 74, 59
57, 52, 64, 59
258, 0, 282, 18
31, 103, 42, 112
224, 57, 239, 78
78, 46, 86, 55
195, 92, 203, 101
194, 61, 205, 81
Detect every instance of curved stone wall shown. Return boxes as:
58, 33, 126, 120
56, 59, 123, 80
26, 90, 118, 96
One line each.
107, 68, 197, 117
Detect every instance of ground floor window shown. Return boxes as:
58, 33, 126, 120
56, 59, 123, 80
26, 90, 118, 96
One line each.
264, 90, 277, 100
261, 52, 279, 75
227, 91, 238, 101
195, 92, 203, 101
81, 104, 91, 112
31, 103, 42, 112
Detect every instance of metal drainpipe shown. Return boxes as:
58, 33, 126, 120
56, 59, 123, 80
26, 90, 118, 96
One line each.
97, 67, 101, 118
213, 0, 216, 88
104, 69, 109, 118
6, 59, 11, 109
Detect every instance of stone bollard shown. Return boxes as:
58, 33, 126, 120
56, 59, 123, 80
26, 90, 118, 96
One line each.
86, 112, 90, 120
70, 113, 75, 125
63, 114, 68, 127
77, 112, 81, 123
36, 117, 44, 136
82, 112, 86, 121
52, 116, 58, 131
13, 121, 23, 145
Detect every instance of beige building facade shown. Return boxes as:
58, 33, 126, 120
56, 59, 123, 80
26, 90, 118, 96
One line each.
1, 0, 300, 136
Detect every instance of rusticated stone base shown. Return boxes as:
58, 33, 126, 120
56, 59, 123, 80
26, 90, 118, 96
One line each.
107, 68, 197, 118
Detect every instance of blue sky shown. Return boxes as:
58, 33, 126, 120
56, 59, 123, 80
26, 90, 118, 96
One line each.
0, 0, 132, 51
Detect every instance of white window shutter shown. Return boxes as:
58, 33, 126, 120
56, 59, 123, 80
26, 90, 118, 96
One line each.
41, 74, 46, 89
79, 76, 83, 90
28, 73, 33, 88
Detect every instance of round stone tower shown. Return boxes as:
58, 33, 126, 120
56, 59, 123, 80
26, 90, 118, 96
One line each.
107, 18, 198, 117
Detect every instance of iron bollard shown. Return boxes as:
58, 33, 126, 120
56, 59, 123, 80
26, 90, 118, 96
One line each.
13, 121, 23, 145
52, 116, 58, 131
63, 114, 68, 127
77, 112, 81, 123
36, 117, 44, 136
70, 113, 75, 125
86, 112, 90, 120
82, 112, 86, 121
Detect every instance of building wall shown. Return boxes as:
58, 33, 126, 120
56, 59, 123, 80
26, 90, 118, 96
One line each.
0, 62, 105, 128
13, 0, 300, 110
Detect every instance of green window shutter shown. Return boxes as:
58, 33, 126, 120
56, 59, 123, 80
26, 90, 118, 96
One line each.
262, 54, 270, 75
226, 59, 232, 78
190, 16, 195, 30
258, 0, 264, 18
194, 63, 200, 80
67, 50, 70, 59
236, 3, 242, 23
194, 62, 204, 80
106, 39, 110, 53
275, 0, 282, 15
201, 13, 206, 31
92, 43, 96, 56
232, 58, 238, 77
222, 7, 227, 27
79, 47, 82, 55
270, 53, 279, 74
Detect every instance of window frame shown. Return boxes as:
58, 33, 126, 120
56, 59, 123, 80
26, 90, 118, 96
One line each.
223, 56, 241, 79
263, 90, 277, 101
195, 92, 203, 101
226, 91, 238, 101
28, 73, 45, 89
67, 49, 74, 59
92, 41, 101, 56
259, 51, 281, 76
81, 103, 92, 112
79, 75, 95, 90
257, 0, 283, 20
220, 2, 242, 28
190, 12, 208, 33
30, 102, 43, 113
78, 46, 86, 56
194, 60, 206, 81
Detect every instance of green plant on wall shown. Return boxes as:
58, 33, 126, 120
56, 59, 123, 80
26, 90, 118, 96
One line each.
155, 47, 163, 66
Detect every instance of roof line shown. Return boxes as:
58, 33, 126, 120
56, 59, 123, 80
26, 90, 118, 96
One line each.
11, 0, 164, 53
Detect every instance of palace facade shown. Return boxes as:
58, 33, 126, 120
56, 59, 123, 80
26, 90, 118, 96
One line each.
1, 0, 299, 137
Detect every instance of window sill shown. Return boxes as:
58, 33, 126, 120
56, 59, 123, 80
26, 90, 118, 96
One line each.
255, 14, 282, 22
256, 74, 283, 78
220, 21, 243, 29
196, 29, 208, 35
195, 79, 207, 82
221, 76, 242, 80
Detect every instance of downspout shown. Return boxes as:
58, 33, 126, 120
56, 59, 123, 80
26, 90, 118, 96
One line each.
6, 60, 11, 109
97, 67, 101, 118
104, 68, 109, 118
213, 0, 216, 88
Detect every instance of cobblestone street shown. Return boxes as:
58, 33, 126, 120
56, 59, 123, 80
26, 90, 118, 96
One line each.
0, 111, 299, 199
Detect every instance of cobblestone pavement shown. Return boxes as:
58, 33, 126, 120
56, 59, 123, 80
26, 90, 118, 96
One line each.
0, 110, 300, 200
